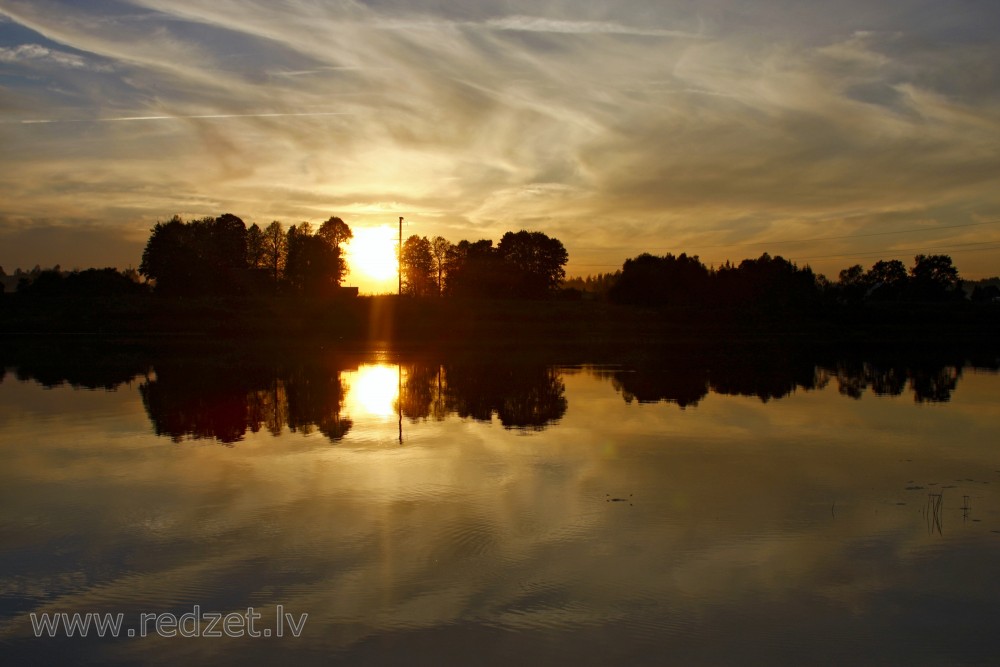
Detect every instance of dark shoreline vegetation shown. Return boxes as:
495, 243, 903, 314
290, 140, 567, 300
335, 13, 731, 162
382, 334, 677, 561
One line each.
1, 211, 998, 345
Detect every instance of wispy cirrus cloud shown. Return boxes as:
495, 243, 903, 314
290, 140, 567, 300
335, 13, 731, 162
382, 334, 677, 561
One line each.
0, 42, 106, 69
0, 0, 999, 281
483, 15, 703, 38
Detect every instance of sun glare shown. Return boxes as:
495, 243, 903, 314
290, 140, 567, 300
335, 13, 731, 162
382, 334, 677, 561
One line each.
346, 364, 400, 418
346, 226, 398, 282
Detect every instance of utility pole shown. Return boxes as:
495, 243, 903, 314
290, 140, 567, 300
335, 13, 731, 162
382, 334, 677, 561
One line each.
398, 216, 403, 296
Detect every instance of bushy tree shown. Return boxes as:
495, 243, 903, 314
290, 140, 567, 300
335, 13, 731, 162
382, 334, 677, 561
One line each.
712, 253, 819, 311
139, 213, 249, 294
285, 224, 342, 295
140, 215, 196, 294
496, 230, 568, 298
609, 253, 709, 307
318, 216, 352, 250
866, 259, 908, 300
316, 217, 351, 285
444, 239, 505, 297
910, 254, 962, 301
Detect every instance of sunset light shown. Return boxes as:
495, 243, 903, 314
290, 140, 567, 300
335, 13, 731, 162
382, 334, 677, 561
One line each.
2, 2, 999, 277
4, 3, 1000, 665
345, 226, 398, 283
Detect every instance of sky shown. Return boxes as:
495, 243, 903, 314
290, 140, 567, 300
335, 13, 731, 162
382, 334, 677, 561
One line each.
1, 0, 999, 292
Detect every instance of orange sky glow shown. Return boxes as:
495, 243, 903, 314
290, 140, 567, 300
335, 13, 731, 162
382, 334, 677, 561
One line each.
1, 1, 998, 280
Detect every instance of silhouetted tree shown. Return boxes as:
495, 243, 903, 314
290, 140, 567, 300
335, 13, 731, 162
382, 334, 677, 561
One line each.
866, 259, 908, 300
17, 268, 148, 299
910, 254, 962, 301
431, 236, 451, 295
609, 253, 710, 307
837, 264, 867, 303
139, 213, 248, 294
139, 215, 193, 294
496, 230, 569, 298
400, 235, 435, 296
444, 239, 506, 297
285, 224, 342, 295
317, 216, 352, 284
207, 213, 249, 275
318, 216, 353, 250
261, 220, 287, 286
247, 223, 266, 269
714, 253, 818, 311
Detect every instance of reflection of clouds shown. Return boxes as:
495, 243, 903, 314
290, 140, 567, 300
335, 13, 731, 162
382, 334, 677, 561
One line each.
2, 368, 1000, 663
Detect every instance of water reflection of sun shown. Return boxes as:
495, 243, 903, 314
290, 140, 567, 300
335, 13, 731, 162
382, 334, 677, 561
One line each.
345, 364, 399, 418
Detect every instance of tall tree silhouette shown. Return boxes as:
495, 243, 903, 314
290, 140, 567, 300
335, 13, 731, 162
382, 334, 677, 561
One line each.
431, 236, 452, 295
246, 223, 266, 269
401, 235, 435, 296
261, 221, 287, 287
285, 223, 342, 295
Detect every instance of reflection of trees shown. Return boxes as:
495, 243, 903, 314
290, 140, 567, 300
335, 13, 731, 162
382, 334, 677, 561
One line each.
608, 354, 825, 406
6, 344, 995, 448
2, 344, 150, 390
139, 359, 352, 445
399, 362, 567, 430
831, 360, 962, 403
399, 363, 447, 421
909, 365, 960, 403
606, 350, 972, 406
710, 356, 828, 402
140, 356, 568, 443
611, 366, 708, 408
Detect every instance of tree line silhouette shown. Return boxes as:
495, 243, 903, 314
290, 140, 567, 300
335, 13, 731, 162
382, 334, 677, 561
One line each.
139, 213, 352, 296
0, 211, 991, 307
134, 213, 569, 299
599, 251, 970, 310
400, 231, 569, 299
2, 210, 998, 342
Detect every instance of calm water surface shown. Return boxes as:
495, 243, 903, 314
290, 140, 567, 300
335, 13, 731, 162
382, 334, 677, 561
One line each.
1, 348, 999, 665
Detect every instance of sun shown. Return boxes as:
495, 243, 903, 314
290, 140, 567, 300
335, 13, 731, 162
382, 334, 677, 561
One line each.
346, 226, 398, 281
